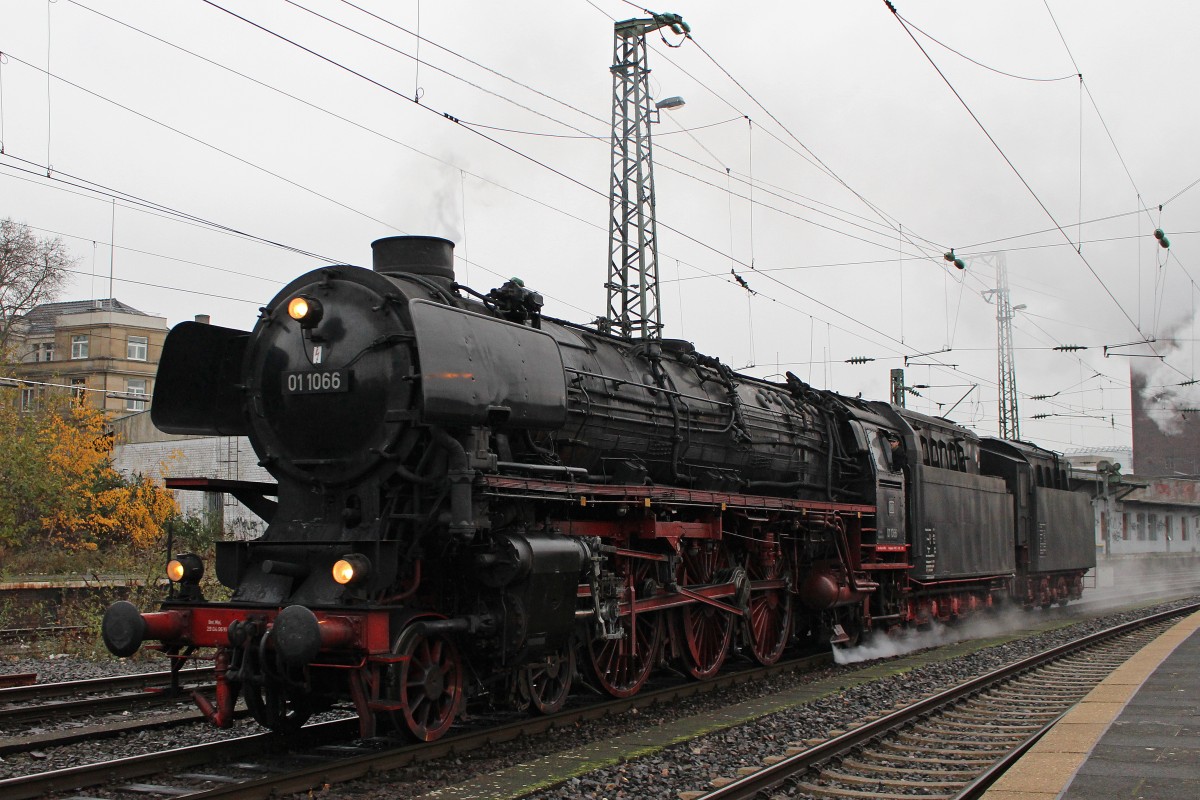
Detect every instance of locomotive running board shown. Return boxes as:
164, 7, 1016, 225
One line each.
481, 474, 876, 515
164, 477, 279, 521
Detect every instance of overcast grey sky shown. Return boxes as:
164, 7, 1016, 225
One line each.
3, 1, 1199, 453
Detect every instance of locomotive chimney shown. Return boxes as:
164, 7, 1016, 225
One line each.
371, 236, 456, 289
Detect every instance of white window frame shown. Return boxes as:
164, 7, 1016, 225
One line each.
71, 335, 89, 359
126, 378, 147, 411
20, 387, 37, 412
127, 335, 148, 361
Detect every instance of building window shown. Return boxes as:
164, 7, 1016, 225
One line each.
1136, 513, 1146, 541
1148, 514, 1159, 542
126, 378, 147, 411
71, 335, 89, 359
70, 377, 87, 402
19, 387, 37, 412
36, 342, 55, 362
127, 335, 148, 361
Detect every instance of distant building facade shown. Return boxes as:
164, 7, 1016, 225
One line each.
8, 298, 167, 416
1089, 474, 1200, 557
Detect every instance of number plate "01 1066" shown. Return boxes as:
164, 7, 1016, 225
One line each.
284, 369, 348, 394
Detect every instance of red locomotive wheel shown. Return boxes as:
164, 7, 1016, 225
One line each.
388, 625, 464, 742
586, 612, 663, 698
673, 542, 735, 680
585, 558, 664, 698
744, 551, 792, 666
518, 647, 575, 715
745, 584, 792, 666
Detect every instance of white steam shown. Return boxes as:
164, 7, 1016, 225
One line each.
831, 606, 1037, 665
1135, 315, 1200, 436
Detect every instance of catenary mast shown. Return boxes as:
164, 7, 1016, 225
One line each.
978, 252, 1022, 440
604, 13, 689, 339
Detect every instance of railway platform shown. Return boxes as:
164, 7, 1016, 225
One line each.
983, 609, 1200, 799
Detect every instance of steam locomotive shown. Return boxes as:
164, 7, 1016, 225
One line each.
101, 236, 1095, 741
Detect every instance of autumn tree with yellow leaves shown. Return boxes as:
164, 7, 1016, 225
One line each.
0, 388, 178, 554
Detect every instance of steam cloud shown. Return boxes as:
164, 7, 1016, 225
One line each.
1134, 315, 1200, 436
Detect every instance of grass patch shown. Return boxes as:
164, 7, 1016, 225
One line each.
0, 510, 233, 659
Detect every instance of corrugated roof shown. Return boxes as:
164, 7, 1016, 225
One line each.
20, 298, 149, 336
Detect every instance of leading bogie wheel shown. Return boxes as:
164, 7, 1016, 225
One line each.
388, 624, 464, 741
244, 678, 311, 735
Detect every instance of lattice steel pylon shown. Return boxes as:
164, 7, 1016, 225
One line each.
604, 13, 688, 340
977, 252, 1021, 440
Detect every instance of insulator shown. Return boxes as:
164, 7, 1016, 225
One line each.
1160, 236, 1170, 249
944, 251, 955, 262
845, 356, 874, 364
1053, 345, 1086, 351
1154, 228, 1165, 240
953, 258, 965, 270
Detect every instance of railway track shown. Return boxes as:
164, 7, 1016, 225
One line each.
1, 600, 1190, 798
693, 603, 1197, 800
0, 668, 215, 756
0, 666, 212, 707
0, 652, 831, 800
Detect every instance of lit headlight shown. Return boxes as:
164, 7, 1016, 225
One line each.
287, 295, 323, 327
166, 553, 204, 584
332, 553, 371, 586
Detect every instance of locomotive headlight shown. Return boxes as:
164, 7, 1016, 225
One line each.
332, 553, 371, 586
287, 295, 323, 328
166, 553, 204, 584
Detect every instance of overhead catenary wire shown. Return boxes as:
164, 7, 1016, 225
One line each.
884, 2, 1189, 385
62, 0, 970, 304
2, 2, 1158, 438
900, 12, 1078, 82
600, 0, 952, 268
193, 0, 966, 371
1, 163, 603, 320
273, 1, 951, 262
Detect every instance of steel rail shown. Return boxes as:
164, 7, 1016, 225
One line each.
0, 719, 359, 800
694, 602, 1198, 800
0, 666, 212, 704
0, 683, 216, 727
0, 652, 830, 800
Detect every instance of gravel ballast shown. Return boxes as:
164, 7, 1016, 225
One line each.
0, 598, 1194, 797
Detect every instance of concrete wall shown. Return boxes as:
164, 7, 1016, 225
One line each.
110, 412, 270, 539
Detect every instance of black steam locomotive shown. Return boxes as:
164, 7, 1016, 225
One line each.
102, 236, 1095, 741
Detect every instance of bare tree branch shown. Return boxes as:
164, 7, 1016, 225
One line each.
0, 218, 75, 366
